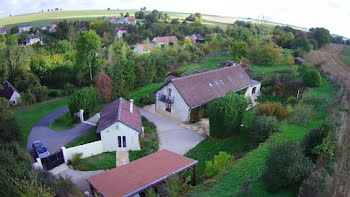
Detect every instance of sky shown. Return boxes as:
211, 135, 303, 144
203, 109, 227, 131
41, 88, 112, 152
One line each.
0, 0, 349, 38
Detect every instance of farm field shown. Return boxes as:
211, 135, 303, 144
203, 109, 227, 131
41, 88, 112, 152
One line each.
340, 46, 350, 67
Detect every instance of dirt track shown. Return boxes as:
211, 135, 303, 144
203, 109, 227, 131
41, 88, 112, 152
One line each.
308, 44, 350, 197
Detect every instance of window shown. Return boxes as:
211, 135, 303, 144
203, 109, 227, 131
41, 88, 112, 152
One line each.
122, 136, 126, 147
166, 105, 171, 113
168, 88, 172, 96
215, 81, 219, 85
209, 83, 213, 87
118, 136, 122, 148
228, 77, 232, 82
220, 80, 224, 84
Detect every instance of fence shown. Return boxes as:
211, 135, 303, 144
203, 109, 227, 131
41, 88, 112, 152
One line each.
61, 140, 104, 163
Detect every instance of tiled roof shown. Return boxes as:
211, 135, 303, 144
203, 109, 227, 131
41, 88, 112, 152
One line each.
162, 65, 254, 108
0, 81, 17, 100
137, 43, 155, 53
126, 17, 136, 21
50, 21, 59, 25
194, 34, 204, 40
115, 27, 128, 31
87, 150, 197, 197
96, 98, 142, 133
153, 36, 177, 44
0, 27, 6, 33
19, 24, 32, 28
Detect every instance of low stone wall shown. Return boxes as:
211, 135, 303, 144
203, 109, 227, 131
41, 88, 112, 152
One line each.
62, 141, 104, 163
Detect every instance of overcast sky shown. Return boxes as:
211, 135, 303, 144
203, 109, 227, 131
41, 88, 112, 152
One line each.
0, 0, 349, 37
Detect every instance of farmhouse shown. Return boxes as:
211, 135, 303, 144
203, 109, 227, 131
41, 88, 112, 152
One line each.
115, 27, 128, 38
49, 21, 59, 32
0, 27, 6, 34
124, 17, 136, 24
152, 36, 177, 46
87, 150, 198, 197
108, 17, 123, 24
97, 98, 143, 152
185, 34, 204, 44
133, 43, 155, 55
18, 24, 32, 33
155, 65, 261, 123
0, 81, 21, 106
25, 34, 43, 45
39, 25, 47, 31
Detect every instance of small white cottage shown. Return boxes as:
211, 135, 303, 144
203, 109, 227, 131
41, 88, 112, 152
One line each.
0, 81, 21, 106
96, 98, 143, 152
155, 65, 261, 123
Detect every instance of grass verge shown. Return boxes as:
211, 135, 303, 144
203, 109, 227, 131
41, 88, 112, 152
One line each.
73, 151, 116, 171
186, 77, 335, 196
49, 112, 75, 131
14, 97, 69, 149
66, 128, 100, 148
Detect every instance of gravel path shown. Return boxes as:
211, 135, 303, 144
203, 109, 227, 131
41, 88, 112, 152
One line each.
140, 109, 205, 155
26, 107, 95, 154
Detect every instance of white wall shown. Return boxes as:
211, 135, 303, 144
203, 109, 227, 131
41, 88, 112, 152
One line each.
62, 141, 104, 163
244, 83, 262, 97
155, 82, 191, 122
100, 122, 141, 152
10, 91, 20, 106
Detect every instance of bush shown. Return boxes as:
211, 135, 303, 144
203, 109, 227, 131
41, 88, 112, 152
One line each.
302, 128, 328, 162
255, 102, 290, 120
294, 48, 307, 58
261, 75, 273, 86
207, 93, 249, 138
289, 104, 313, 126
30, 85, 49, 102
263, 141, 313, 192
302, 69, 322, 87
287, 96, 298, 105
285, 54, 294, 65
71, 153, 83, 165
262, 86, 273, 95
63, 83, 75, 96
138, 93, 155, 106
21, 91, 37, 105
205, 152, 232, 178
300, 94, 328, 110
68, 86, 99, 117
251, 116, 281, 145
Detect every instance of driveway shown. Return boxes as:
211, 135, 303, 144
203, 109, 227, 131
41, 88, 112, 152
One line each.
141, 110, 205, 155
26, 107, 95, 154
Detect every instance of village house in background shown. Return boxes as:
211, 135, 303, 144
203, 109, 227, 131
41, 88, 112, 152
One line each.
155, 65, 261, 123
0, 81, 21, 106
185, 34, 204, 44
18, 24, 32, 33
97, 98, 143, 151
49, 21, 59, 32
115, 27, 128, 38
0, 27, 6, 34
25, 34, 43, 45
108, 17, 137, 24
133, 43, 155, 55
39, 25, 47, 31
152, 36, 177, 46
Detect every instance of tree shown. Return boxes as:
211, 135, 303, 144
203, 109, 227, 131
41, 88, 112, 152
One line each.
75, 30, 102, 85
292, 37, 312, 52
231, 40, 248, 61
171, 19, 180, 25
135, 11, 145, 19
248, 42, 283, 65
251, 116, 280, 145
55, 20, 69, 40
95, 71, 113, 103
68, 86, 99, 117
0, 98, 23, 142
302, 127, 328, 162
308, 28, 332, 48
263, 141, 313, 192
302, 69, 322, 87
207, 92, 249, 138
7, 34, 18, 45
0, 34, 6, 43
57, 40, 72, 54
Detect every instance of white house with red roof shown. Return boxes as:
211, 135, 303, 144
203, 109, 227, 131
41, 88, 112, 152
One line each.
115, 27, 128, 38
49, 21, 59, 32
152, 36, 177, 46
133, 43, 155, 55
97, 98, 143, 151
124, 17, 136, 24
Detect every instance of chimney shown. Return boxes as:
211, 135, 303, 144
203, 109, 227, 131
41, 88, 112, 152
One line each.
129, 99, 134, 113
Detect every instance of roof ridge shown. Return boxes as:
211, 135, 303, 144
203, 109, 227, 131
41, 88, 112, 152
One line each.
117, 98, 122, 121
172, 65, 241, 81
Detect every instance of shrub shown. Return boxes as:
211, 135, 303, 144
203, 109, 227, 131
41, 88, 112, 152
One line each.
21, 91, 37, 105
95, 71, 113, 103
207, 93, 249, 138
261, 75, 273, 86
262, 86, 273, 95
302, 69, 322, 87
300, 94, 328, 110
289, 104, 313, 126
287, 96, 298, 105
68, 86, 99, 117
302, 128, 328, 162
251, 116, 281, 145
285, 54, 294, 65
159, 174, 188, 197
205, 152, 232, 178
71, 153, 83, 165
294, 48, 307, 58
263, 141, 313, 192
138, 93, 155, 106
63, 83, 75, 96
30, 85, 49, 102
255, 102, 290, 120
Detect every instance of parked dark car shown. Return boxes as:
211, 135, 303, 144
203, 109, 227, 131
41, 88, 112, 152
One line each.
32, 141, 50, 159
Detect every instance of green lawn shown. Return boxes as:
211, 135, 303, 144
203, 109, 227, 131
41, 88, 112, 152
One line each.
14, 97, 69, 149
187, 77, 336, 197
49, 112, 75, 131
128, 82, 165, 107
185, 110, 254, 183
178, 55, 233, 74
340, 46, 350, 67
66, 128, 100, 148
73, 151, 116, 171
